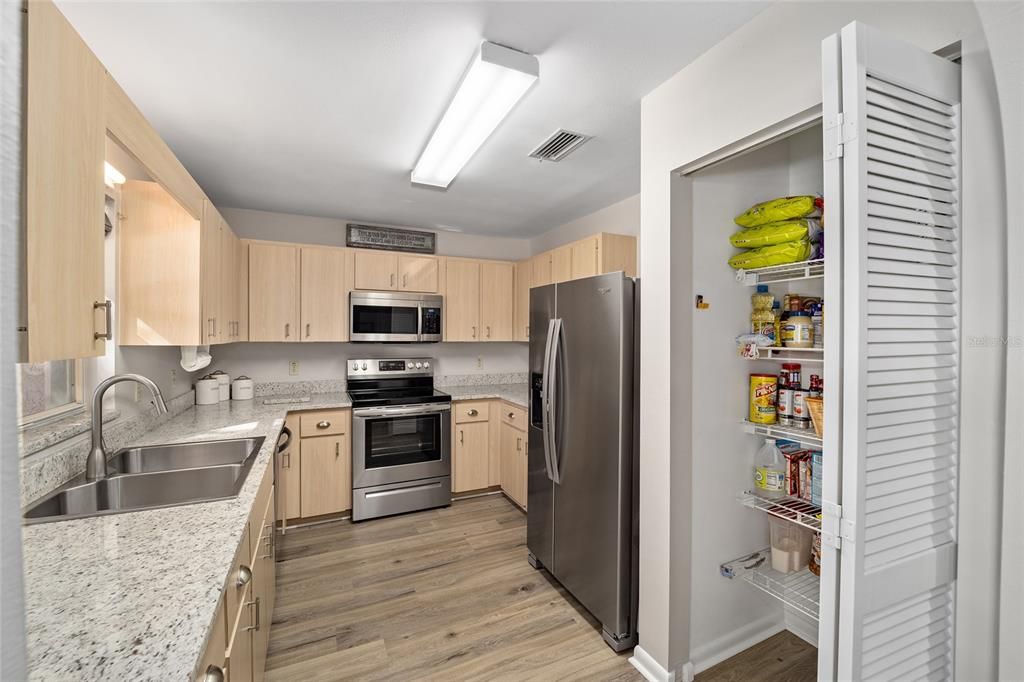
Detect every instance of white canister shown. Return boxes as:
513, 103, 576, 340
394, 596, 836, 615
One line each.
210, 370, 230, 402
232, 376, 254, 401
195, 375, 220, 405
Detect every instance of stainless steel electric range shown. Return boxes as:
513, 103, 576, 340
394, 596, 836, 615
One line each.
347, 358, 452, 521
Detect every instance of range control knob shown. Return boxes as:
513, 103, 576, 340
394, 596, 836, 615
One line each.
361, 362, 368, 370
351, 363, 359, 371
414, 362, 422, 369
423, 361, 430, 368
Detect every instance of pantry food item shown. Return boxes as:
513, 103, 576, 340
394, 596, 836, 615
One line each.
784, 450, 807, 496
777, 367, 794, 426
809, 532, 822, 576
734, 195, 819, 229
750, 285, 776, 342
754, 438, 786, 498
792, 388, 811, 430
728, 239, 812, 270
799, 457, 813, 501
749, 374, 778, 424
782, 312, 814, 348
729, 218, 822, 249
811, 451, 823, 505
769, 517, 813, 573
806, 396, 824, 437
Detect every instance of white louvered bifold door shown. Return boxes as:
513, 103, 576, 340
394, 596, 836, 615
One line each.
831, 22, 962, 681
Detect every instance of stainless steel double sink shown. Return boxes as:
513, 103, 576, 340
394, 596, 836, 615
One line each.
23, 437, 266, 524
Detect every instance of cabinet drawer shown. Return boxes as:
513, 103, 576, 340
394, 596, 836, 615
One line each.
453, 401, 490, 424
299, 409, 350, 437
500, 403, 526, 431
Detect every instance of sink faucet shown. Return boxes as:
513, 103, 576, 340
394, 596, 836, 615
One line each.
87, 374, 168, 480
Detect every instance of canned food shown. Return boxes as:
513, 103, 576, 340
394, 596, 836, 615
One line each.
777, 386, 794, 426
749, 374, 778, 424
791, 388, 810, 429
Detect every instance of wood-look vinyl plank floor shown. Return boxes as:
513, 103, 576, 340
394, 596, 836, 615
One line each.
266, 494, 641, 681
694, 631, 817, 682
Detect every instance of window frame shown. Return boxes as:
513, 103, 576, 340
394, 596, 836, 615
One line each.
17, 358, 85, 428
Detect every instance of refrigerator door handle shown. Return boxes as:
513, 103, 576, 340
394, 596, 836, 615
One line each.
546, 318, 564, 484
541, 318, 558, 483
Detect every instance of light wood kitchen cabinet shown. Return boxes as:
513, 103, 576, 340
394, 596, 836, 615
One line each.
500, 420, 527, 509
248, 243, 300, 342
237, 239, 250, 340
251, 493, 276, 682
444, 259, 481, 341
277, 414, 302, 525
200, 201, 224, 343
194, 596, 227, 682
300, 246, 347, 341
353, 249, 398, 290
24, 0, 107, 362
398, 255, 439, 292
479, 262, 514, 341
551, 245, 573, 283
571, 236, 599, 279
530, 252, 552, 288
225, 584, 254, 682
453, 420, 490, 492
219, 221, 243, 342
513, 260, 530, 342
300, 434, 352, 517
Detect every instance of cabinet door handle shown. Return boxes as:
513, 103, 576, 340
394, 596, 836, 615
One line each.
335, 441, 340, 458
471, 326, 477, 339
526, 324, 530, 336
306, 323, 311, 338
517, 437, 522, 452
236, 564, 252, 587
486, 325, 491, 338
284, 322, 290, 338
207, 317, 215, 337
467, 409, 478, 417
459, 429, 464, 445
93, 300, 113, 340
403, 273, 408, 288
317, 420, 331, 429
391, 273, 395, 288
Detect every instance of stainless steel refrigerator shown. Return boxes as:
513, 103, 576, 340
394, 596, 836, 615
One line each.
527, 271, 639, 652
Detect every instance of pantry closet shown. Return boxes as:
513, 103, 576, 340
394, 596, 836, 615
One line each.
673, 23, 963, 681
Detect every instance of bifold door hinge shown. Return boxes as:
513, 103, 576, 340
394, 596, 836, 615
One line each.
824, 113, 857, 161
820, 500, 853, 550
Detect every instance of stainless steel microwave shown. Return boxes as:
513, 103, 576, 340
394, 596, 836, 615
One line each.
349, 291, 443, 343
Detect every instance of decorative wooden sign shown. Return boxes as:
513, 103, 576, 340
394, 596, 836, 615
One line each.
346, 224, 436, 254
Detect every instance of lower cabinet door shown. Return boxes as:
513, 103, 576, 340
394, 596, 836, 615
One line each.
195, 596, 228, 681
251, 503, 275, 682
299, 435, 351, 517
226, 585, 254, 682
453, 421, 489, 492
278, 414, 302, 522
500, 422, 527, 508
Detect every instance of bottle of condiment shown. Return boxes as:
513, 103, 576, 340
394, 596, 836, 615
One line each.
777, 367, 794, 427
786, 363, 802, 389
783, 311, 814, 348
809, 374, 822, 399
754, 438, 786, 499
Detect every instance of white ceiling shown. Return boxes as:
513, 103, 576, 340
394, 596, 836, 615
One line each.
60, 1, 764, 238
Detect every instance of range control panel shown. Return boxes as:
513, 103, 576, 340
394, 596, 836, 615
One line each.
347, 358, 434, 378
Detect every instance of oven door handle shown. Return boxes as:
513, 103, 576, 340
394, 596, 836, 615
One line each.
353, 404, 451, 418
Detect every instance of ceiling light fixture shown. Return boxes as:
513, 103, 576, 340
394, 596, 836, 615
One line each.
104, 161, 126, 186
412, 41, 539, 189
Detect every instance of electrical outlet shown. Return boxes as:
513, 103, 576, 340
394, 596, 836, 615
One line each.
289, 360, 299, 376
476, 356, 482, 369
170, 369, 177, 387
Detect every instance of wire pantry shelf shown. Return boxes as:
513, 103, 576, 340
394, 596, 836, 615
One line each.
740, 491, 822, 532
736, 258, 825, 286
742, 420, 823, 448
740, 346, 824, 363
720, 549, 820, 621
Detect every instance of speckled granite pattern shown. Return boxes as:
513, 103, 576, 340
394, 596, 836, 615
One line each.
22, 392, 351, 681
19, 408, 120, 458
253, 379, 346, 397
434, 372, 528, 387
439, 383, 529, 407
20, 391, 196, 507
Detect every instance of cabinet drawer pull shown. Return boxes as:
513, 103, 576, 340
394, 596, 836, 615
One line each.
93, 300, 113, 341
507, 411, 514, 419
467, 409, 478, 417
236, 564, 252, 587
203, 665, 225, 682
244, 596, 261, 631
317, 420, 331, 429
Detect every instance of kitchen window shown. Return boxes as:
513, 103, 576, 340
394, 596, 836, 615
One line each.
17, 359, 83, 425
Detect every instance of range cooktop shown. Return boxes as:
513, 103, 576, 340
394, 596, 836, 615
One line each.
346, 358, 450, 408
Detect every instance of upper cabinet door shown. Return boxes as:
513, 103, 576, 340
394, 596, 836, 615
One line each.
530, 253, 552, 288
551, 245, 573, 283
249, 243, 300, 342
825, 22, 962, 682
570, 237, 599, 279
353, 250, 398, 290
200, 201, 224, 344
236, 240, 249, 341
300, 247, 347, 342
25, 0, 106, 361
220, 223, 238, 341
397, 255, 439, 293
445, 260, 481, 341
513, 260, 530, 342
479, 262, 514, 341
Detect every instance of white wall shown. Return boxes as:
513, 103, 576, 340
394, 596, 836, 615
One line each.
530, 193, 639, 255
637, 2, 1009, 679
221, 206, 532, 261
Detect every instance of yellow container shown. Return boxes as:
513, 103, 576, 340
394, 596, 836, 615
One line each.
749, 374, 778, 424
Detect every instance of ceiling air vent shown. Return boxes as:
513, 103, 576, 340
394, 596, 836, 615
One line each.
529, 129, 592, 162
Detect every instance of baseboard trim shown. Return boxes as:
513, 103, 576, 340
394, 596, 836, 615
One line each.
629, 645, 688, 682
690, 615, 784, 674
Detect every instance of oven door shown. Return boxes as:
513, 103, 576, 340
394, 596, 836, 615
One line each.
352, 403, 451, 487
350, 295, 421, 343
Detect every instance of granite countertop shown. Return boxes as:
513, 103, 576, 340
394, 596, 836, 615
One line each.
21, 392, 351, 681
439, 383, 529, 407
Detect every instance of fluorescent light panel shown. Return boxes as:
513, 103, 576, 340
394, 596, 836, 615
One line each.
104, 161, 126, 186
412, 41, 538, 189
